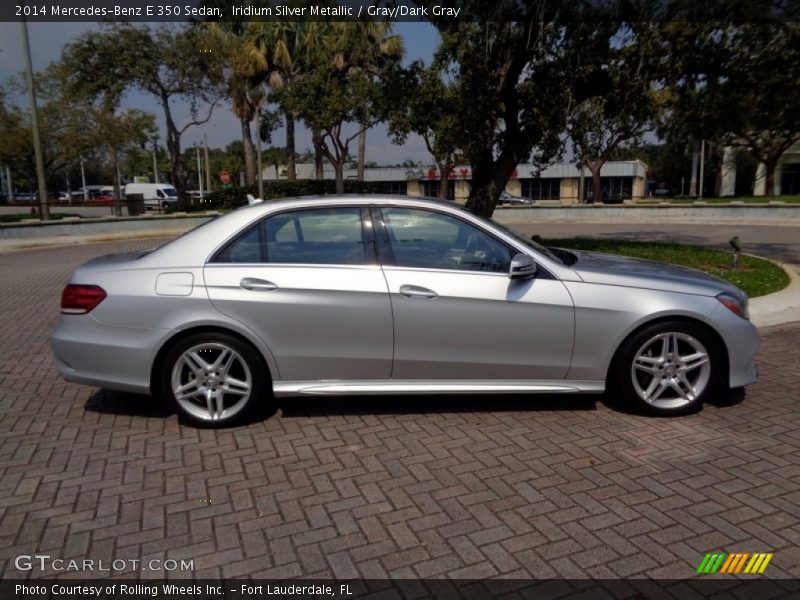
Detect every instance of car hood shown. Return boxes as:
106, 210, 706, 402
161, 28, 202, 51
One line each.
566, 249, 746, 299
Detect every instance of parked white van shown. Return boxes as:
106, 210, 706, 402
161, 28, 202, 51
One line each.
123, 183, 178, 209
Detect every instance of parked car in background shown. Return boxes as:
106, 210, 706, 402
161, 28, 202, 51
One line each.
653, 183, 674, 197
497, 191, 533, 205
124, 183, 178, 209
87, 193, 114, 205
52, 195, 759, 427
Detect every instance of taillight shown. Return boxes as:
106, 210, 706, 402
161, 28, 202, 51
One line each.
60, 284, 107, 314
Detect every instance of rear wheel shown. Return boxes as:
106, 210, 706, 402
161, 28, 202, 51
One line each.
613, 321, 722, 415
161, 333, 268, 427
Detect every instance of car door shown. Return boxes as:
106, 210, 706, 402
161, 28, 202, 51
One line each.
203, 206, 393, 382
376, 206, 575, 380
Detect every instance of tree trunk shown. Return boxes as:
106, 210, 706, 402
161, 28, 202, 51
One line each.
241, 115, 256, 185
285, 115, 296, 180
590, 163, 603, 204
466, 155, 500, 218
161, 95, 186, 210
438, 163, 449, 200
334, 161, 344, 194
357, 125, 366, 181
466, 149, 517, 218
764, 160, 777, 196
111, 145, 122, 216
312, 126, 324, 180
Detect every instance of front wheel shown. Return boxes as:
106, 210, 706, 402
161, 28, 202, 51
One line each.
161, 333, 268, 427
613, 321, 723, 416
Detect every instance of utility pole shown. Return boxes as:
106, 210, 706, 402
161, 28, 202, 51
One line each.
5, 166, 12, 200
690, 142, 699, 197
20, 18, 49, 220
698, 139, 706, 198
196, 145, 203, 204
204, 134, 211, 193
79, 157, 88, 201
256, 117, 264, 200
152, 138, 159, 184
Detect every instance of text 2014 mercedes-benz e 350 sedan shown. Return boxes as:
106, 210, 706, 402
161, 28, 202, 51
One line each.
51, 196, 759, 426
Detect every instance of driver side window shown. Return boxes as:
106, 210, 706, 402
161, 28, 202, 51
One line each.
381, 208, 511, 273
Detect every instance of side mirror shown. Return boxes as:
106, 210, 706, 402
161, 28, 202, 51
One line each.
509, 253, 537, 280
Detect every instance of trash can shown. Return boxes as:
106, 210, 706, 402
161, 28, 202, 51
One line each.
126, 193, 145, 216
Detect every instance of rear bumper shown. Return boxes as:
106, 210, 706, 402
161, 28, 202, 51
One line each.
50, 315, 166, 395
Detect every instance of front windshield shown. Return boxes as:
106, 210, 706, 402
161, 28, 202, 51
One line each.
164, 188, 178, 197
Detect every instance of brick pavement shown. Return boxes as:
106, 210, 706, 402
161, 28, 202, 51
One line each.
1, 240, 799, 580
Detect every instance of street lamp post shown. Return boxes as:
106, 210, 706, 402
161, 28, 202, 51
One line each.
256, 110, 264, 200
196, 145, 203, 204
152, 138, 159, 184
20, 18, 49, 220
79, 157, 88, 201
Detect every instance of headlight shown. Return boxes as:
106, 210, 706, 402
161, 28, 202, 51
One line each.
717, 292, 749, 320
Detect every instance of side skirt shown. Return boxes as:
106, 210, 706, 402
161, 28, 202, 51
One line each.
272, 380, 605, 397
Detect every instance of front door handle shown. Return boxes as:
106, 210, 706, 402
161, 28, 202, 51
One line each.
240, 277, 278, 292
399, 284, 438, 299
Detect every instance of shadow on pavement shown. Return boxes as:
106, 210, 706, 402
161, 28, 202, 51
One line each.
84, 387, 744, 424
85, 389, 172, 418
278, 393, 602, 418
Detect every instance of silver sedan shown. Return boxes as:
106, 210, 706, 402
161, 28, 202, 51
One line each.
51, 196, 759, 426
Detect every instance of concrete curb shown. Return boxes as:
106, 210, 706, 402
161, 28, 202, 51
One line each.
749, 259, 800, 328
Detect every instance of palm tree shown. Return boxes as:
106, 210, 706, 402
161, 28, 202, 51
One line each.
251, 22, 322, 180
323, 22, 404, 180
208, 22, 267, 186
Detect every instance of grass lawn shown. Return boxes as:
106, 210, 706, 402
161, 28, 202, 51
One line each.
637, 195, 800, 204
542, 237, 790, 298
0, 213, 82, 223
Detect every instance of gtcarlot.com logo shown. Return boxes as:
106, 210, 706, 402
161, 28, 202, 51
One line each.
14, 554, 194, 573
697, 552, 773, 574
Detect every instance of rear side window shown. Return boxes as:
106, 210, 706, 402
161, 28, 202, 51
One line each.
213, 207, 372, 265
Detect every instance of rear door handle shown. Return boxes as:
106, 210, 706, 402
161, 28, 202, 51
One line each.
240, 277, 278, 291
399, 284, 438, 299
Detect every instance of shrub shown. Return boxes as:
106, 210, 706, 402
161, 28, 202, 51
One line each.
191, 180, 394, 211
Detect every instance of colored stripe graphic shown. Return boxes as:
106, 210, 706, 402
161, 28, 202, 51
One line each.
744, 553, 774, 574
697, 552, 773, 574
697, 552, 727, 574
720, 553, 749, 573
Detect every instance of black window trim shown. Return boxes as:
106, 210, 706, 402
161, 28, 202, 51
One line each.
209, 205, 378, 266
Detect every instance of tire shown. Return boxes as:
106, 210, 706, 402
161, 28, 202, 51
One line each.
612, 321, 723, 416
161, 332, 268, 427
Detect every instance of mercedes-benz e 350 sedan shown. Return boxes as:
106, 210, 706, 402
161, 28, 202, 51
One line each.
51, 196, 759, 426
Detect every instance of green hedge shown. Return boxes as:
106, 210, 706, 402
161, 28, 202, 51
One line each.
190, 180, 394, 211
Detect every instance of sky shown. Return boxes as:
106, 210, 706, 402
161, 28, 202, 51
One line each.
0, 21, 440, 166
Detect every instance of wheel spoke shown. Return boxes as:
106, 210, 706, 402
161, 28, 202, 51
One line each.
175, 383, 204, 402
211, 348, 231, 371
675, 373, 695, 398
205, 389, 216, 419
223, 375, 250, 396
649, 380, 669, 402
184, 351, 209, 375
214, 391, 225, 418
175, 378, 200, 395
680, 351, 709, 372
634, 355, 661, 375
659, 335, 671, 361
668, 378, 690, 400
642, 374, 661, 401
